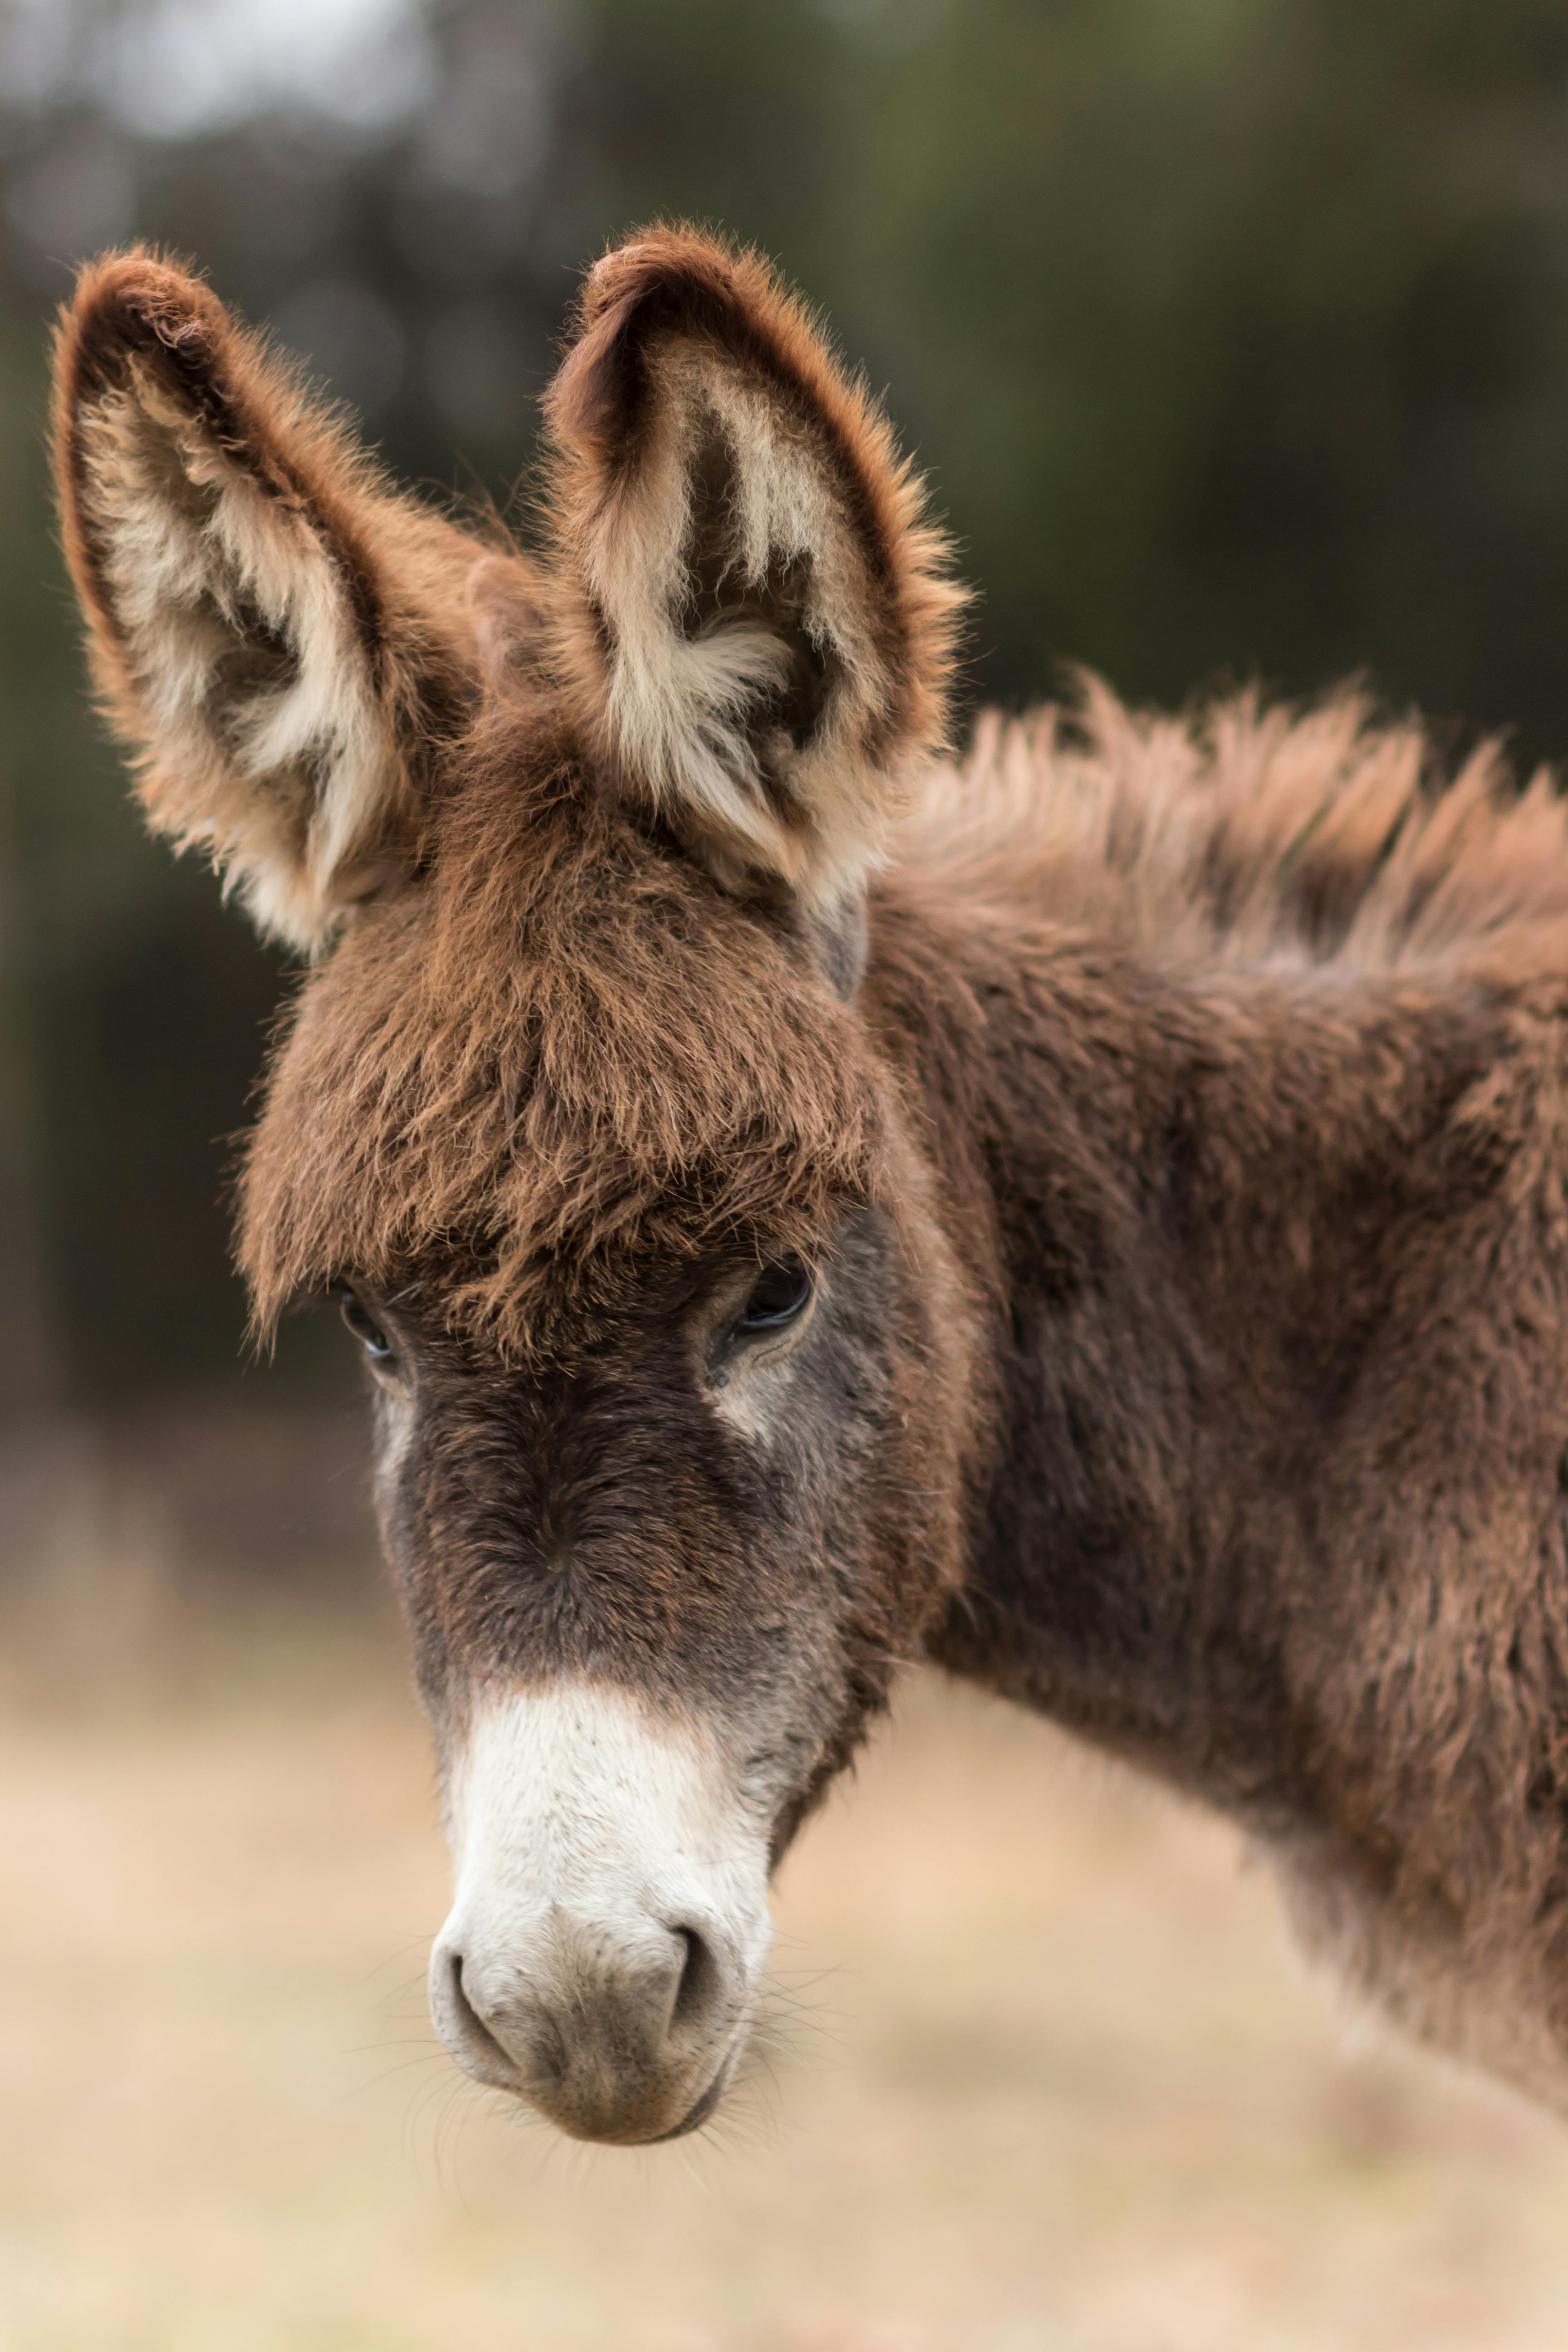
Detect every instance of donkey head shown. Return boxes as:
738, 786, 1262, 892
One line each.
54, 230, 976, 2143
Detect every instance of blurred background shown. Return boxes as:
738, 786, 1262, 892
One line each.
9, 5, 1568, 2347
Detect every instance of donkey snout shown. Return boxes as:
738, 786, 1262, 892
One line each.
430, 1909, 744, 2143
432, 1684, 775, 2142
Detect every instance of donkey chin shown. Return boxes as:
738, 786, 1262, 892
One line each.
427, 1683, 774, 2143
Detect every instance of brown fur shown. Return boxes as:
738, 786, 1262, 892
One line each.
51, 225, 1568, 2126
240, 750, 889, 1353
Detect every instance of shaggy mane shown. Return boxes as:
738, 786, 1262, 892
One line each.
906, 677, 1568, 968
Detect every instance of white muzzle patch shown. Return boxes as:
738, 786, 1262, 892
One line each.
429, 1681, 774, 2140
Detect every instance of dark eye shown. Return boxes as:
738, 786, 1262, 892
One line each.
737, 1254, 813, 1333
338, 1287, 394, 1362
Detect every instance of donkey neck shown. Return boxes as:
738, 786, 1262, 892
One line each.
863, 872, 1539, 1834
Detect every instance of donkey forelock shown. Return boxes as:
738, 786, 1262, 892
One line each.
238, 752, 890, 1358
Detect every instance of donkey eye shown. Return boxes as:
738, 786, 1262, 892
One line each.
338, 1288, 394, 1362
737, 1254, 813, 1333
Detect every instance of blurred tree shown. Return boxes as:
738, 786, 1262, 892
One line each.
6, 0, 1568, 1411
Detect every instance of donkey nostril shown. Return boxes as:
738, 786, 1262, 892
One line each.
443, 1949, 516, 2074
668, 1924, 719, 2035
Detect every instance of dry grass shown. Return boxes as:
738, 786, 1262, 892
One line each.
2, 1612, 1568, 2352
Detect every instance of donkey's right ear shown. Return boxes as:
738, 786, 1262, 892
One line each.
52, 251, 484, 952
542, 230, 965, 926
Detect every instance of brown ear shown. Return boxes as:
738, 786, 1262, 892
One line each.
52, 250, 487, 951
543, 228, 965, 911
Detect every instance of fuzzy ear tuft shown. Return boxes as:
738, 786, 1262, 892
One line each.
543, 228, 967, 911
52, 250, 484, 951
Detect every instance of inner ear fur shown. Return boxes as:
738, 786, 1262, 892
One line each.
52, 250, 490, 951
543, 227, 966, 911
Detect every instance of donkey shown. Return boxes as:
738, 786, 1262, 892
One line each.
50, 227, 1568, 2143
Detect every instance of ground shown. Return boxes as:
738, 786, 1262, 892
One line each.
2, 1601, 1567, 2352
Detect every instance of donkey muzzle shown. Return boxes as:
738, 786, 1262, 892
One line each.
431, 1903, 745, 2141
430, 1682, 774, 2143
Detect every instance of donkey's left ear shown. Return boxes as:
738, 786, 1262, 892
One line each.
544, 229, 966, 916
52, 250, 490, 952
